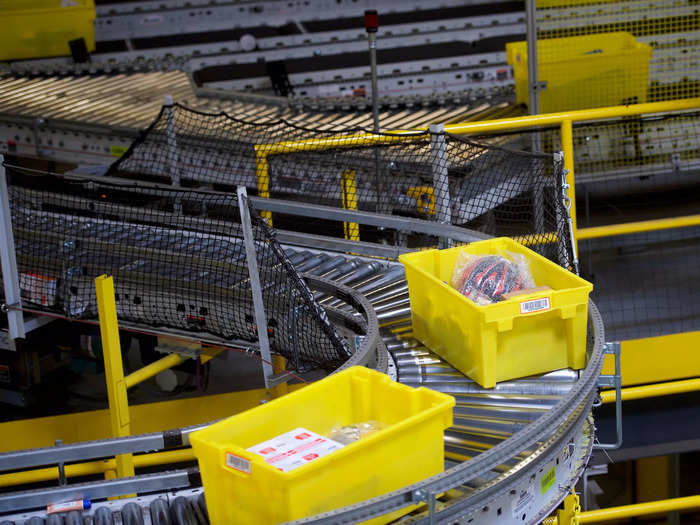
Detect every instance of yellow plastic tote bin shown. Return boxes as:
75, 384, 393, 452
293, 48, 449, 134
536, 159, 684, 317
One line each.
189, 366, 454, 524
399, 238, 592, 388
506, 32, 652, 113
0, 0, 96, 61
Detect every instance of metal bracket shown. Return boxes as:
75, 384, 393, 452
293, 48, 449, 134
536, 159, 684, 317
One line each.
155, 343, 201, 359
558, 159, 580, 275
594, 342, 622, 450
55, 439, 67, 486
554, 492, 581, 524
411, 489, 437, 525
267, 370, 295, 388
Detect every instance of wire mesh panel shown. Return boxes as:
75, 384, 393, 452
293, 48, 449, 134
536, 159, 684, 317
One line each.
267, 131, 575, 266
580, 227, 700, 341
4, 165, 350, 372
533, 0, 699, 110
574, 110, 700, 340
530, 2, 700, 341
571, 110, 700, 180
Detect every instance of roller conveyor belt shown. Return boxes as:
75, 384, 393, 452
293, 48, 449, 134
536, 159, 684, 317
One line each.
0, 72, 518, 132
0, 237, 603, 524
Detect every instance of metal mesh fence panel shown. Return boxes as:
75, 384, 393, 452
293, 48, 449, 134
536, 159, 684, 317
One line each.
534, 0, 699, 109
104, 103, 575, 268
4, 164, 350, 372
580, 227, 700, 341
573, 110, 700, 340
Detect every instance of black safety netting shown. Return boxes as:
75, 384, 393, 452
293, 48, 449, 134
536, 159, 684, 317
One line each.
105, 103, 574, 269
268, 132, 575, 267
4, 165, 350, 372
106, 103, 366, 187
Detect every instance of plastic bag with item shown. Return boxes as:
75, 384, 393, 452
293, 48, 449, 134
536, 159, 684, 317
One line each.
327, 421, 387, 445
450, 250, 535, 305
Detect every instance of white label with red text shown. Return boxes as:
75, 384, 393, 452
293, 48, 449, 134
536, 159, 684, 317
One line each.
20, 272, 56, 306
519, 297, 550, 314
247, 428, 344, 472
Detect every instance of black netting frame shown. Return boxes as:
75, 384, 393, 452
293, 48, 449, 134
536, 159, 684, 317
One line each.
106, 103, 370, 188
268, 131, 574, 268
5, 165, 349, 372
105, 103, 574, 269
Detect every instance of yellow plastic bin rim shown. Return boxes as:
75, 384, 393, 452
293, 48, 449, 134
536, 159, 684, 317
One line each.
400, 240, 592, 309
195, 367, 454, 480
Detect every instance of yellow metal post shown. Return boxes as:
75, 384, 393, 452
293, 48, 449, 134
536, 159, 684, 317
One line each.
340, 169, 360, 241
94, 275, 135, 480
269, 354, 289, 399
254, 148, 273, 224
578, 214, 700, 240
124, 352, 184, 389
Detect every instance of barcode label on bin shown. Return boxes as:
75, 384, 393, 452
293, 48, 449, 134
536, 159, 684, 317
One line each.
520, 297, 550, 314
225, 452, 251, 474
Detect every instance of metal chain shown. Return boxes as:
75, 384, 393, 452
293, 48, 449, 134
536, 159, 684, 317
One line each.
557, 151, 580, 275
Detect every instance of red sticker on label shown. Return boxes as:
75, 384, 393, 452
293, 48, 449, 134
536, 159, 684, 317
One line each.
295, 433, 311, 440
303, 453, 319, 461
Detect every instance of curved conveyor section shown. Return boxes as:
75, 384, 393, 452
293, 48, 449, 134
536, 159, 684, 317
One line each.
0, 248, 603, 525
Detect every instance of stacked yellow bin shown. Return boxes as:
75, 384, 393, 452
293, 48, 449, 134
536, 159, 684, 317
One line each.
506, 32, 652, 113
0, 0, 96, 61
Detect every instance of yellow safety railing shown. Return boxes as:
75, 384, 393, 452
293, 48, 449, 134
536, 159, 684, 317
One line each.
254, 97, 700, 241
545, 493, 700, 524
95, 275, 135, 483
578, 495, 700, 523
601, 377, 700, 404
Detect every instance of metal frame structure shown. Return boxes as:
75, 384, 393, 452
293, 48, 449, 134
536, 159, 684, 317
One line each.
0, 161, 24, 342
9, 0, 697, 101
